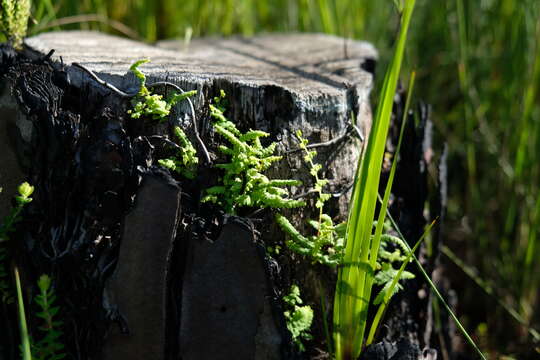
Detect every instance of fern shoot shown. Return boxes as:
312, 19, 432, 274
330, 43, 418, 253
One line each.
276, 131, 344, 266
158, 126, 198, 179
373, 231, 417, 305
32, 275, 66, 360
127, 59, 197, 121
202, 91, 305, 214
0, 182, 34, 304
0, 183, 35, 359
283, 285, 313, 352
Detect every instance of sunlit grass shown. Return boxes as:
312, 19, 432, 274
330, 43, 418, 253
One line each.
333, 2, 415, 358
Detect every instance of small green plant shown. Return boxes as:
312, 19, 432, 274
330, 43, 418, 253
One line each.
158, 126, 198, 179
0, 182, 34, 304
0, 0, 30, 49
283, 284, 313, 352
127, 59, 197, 121
276, 214, 345, 267
0, 182, 34, 242
0, 183, 35, 360
276, 130, 344, 266
32, 274, 66, 360
372, 226, 415, 306
202, 91, 305, 214
366, 219, 434, 345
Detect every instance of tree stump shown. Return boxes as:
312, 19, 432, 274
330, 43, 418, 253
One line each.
0, 32, 378, 360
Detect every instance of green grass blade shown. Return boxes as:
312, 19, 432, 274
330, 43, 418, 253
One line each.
14, 266, 32, 360
382, 202, 487, 360
442, 245, 540, 343
364, 70, 417, 345
333, 1, 416, 359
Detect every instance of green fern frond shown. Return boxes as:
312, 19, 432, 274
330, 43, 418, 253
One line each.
276, 213, 344, 267
372, 230, 416, 306
283, 285, 313, 352
32, 275, 66, 360
276, 131, 344, 266
380, 233, 410, 254
158, 126, 198, 179
373, 281, 402, 305
203, 91, 303, 214
127, 60, 197, 121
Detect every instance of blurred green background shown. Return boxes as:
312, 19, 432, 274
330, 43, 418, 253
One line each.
23, 0, 540, 357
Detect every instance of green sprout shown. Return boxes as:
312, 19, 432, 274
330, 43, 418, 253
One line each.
32, 274, 66, 360
0, 181, 34, 244
158, 126, 198, 179
202, 91, 305, 214
0, 182, 34, 359
276, 130, 345, 267
127, 59, 197, 121
283, 284, 313, 352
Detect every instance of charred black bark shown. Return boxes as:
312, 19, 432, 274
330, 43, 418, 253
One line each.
0, 45, 200, 359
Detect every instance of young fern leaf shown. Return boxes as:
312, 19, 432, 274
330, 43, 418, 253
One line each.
283, 285, 313, 352
366, 220, 436, 345
275, 130, 344, 267
0, 182, 34, 304
202, 91, 304, 214
33, 275, 66, 360
380, 233, 410, 255
372, 221, 416, 306
128, 59, 197, 120
373, 263, 415, 305
158, 126, 198, 179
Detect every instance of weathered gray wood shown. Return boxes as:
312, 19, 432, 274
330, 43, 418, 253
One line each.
24, 31, 376, 102
23, 31, 376, 212
102, 174, 181, 360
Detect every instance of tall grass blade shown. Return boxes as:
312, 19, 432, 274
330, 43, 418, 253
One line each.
364, 70, 418, 345
442, 245, 540, 343
333, 1, 416, 359
365, 70, 417, 346
14, 266, 32, 360
383, 205, 487, 360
